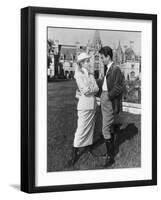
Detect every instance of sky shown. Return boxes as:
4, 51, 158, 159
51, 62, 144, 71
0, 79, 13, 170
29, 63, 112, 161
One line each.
48, 27, 141, 55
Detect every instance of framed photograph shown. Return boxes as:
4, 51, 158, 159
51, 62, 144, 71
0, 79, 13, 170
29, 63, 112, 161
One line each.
21, 6, 157, 193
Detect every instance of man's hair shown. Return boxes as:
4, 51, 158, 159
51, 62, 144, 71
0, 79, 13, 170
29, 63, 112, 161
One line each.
99, 46, 113, 60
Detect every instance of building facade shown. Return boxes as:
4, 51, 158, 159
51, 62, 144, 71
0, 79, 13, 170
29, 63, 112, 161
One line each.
47, 32, 141, 81
113, 41, 141, 81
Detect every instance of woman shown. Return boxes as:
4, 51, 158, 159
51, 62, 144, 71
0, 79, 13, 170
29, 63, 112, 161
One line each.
69, 52, 99, 166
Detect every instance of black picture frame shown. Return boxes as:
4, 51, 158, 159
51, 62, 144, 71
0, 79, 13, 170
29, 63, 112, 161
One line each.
21, 6, 157, 193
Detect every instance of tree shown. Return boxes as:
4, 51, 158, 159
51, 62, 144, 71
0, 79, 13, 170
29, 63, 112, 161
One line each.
47, 39, 54, 55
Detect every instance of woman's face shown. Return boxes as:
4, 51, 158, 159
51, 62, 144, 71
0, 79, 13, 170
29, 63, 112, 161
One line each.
81, 58, 90, 70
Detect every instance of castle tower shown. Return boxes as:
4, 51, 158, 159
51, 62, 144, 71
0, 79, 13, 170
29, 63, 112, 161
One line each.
130, 41, 134, 49
113, 43, 117, 63
123, 45, 128, 62
115, 41, 124, 65
91, 30, 102, 51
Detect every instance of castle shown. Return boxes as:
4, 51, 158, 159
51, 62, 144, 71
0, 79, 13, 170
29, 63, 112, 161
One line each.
113, 40, 141, 81
48, 30, 141, 81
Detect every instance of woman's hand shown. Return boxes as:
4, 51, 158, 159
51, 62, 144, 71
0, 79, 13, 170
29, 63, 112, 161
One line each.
96, 97, 101, 106
75, 90, 81, 99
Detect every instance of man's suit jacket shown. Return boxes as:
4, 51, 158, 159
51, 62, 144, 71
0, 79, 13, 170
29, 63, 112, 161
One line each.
97, 63, 124, 114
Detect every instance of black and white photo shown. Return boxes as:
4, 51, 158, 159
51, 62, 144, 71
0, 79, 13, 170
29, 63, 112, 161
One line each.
47, 28, 141, 172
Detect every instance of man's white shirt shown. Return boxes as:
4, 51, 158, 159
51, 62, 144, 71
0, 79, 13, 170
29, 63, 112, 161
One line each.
102, 61, 113, 91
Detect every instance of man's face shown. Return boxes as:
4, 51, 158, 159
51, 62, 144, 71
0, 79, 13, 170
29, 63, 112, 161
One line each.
100, 54, 109, 65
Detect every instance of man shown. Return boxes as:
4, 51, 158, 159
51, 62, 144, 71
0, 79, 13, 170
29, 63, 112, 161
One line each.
98, 46, 124, 167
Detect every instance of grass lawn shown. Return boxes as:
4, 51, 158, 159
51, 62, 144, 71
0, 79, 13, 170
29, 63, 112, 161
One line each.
47, 80, 141, 172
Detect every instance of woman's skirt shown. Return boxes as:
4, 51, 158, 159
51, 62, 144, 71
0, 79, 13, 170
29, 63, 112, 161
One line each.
73, 109, 96, 147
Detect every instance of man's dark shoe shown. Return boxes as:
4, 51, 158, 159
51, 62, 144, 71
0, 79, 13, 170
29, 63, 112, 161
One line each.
104, 154, 115, 167
104, 138, 115, 167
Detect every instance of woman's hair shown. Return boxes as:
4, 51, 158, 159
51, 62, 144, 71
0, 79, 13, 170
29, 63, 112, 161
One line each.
99, 46, 113, 60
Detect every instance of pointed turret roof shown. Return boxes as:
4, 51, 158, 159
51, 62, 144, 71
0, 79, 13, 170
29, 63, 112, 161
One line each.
117, 41, 123, 53
91, 30, 102, 49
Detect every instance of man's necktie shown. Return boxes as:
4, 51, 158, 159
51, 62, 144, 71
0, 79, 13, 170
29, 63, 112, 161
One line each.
104, 65, 108, 76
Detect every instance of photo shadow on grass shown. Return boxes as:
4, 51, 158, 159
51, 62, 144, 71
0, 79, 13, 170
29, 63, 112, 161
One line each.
91, 122, 138, 157
65, 122, 138, 170
114, 123, 138, 156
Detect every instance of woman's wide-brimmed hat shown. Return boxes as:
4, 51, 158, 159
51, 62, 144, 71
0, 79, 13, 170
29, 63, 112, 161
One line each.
77, 52, 91, 63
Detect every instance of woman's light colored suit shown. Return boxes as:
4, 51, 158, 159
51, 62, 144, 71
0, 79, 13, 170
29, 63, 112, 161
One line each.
74, 68, 99, 147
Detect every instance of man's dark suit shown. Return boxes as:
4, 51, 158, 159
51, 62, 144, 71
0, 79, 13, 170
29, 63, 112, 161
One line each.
97, 63, 124, 114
